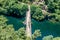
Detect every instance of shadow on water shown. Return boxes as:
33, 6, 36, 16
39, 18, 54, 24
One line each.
6, 16, 25, 30
4, 16, 60, 40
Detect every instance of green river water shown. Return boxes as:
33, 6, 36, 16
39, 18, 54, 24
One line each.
5, 16, 60, 40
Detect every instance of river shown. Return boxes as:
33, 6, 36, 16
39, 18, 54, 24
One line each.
6, 16, 60, 40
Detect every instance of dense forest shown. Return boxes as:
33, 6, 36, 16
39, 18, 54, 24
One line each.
0, 0, 60, 40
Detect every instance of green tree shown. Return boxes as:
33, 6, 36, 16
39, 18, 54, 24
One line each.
53, 37, 60, 40
44, 0, 54, 5
42, 35, 60, 40
42, 35, 53, 40
46, 0, 60, 13
0, 0, 28, 17
31, 4, 44, 21
32, 30, 41, 40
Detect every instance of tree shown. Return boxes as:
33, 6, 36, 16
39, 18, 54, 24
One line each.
31, 4, 44, 21
48, 2, 55, 13
46, 0, 60, 13
53, 37, 60, 40
9, 3, 28, 17
30, 4, 37, 15
44, 0, 54, 5
42, 35, 53, 40
35, 0, 39, 2
0, 0, 28, 17
42, 35, 60, 40
32, 30, 41, 40
0, 0, 16, 14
